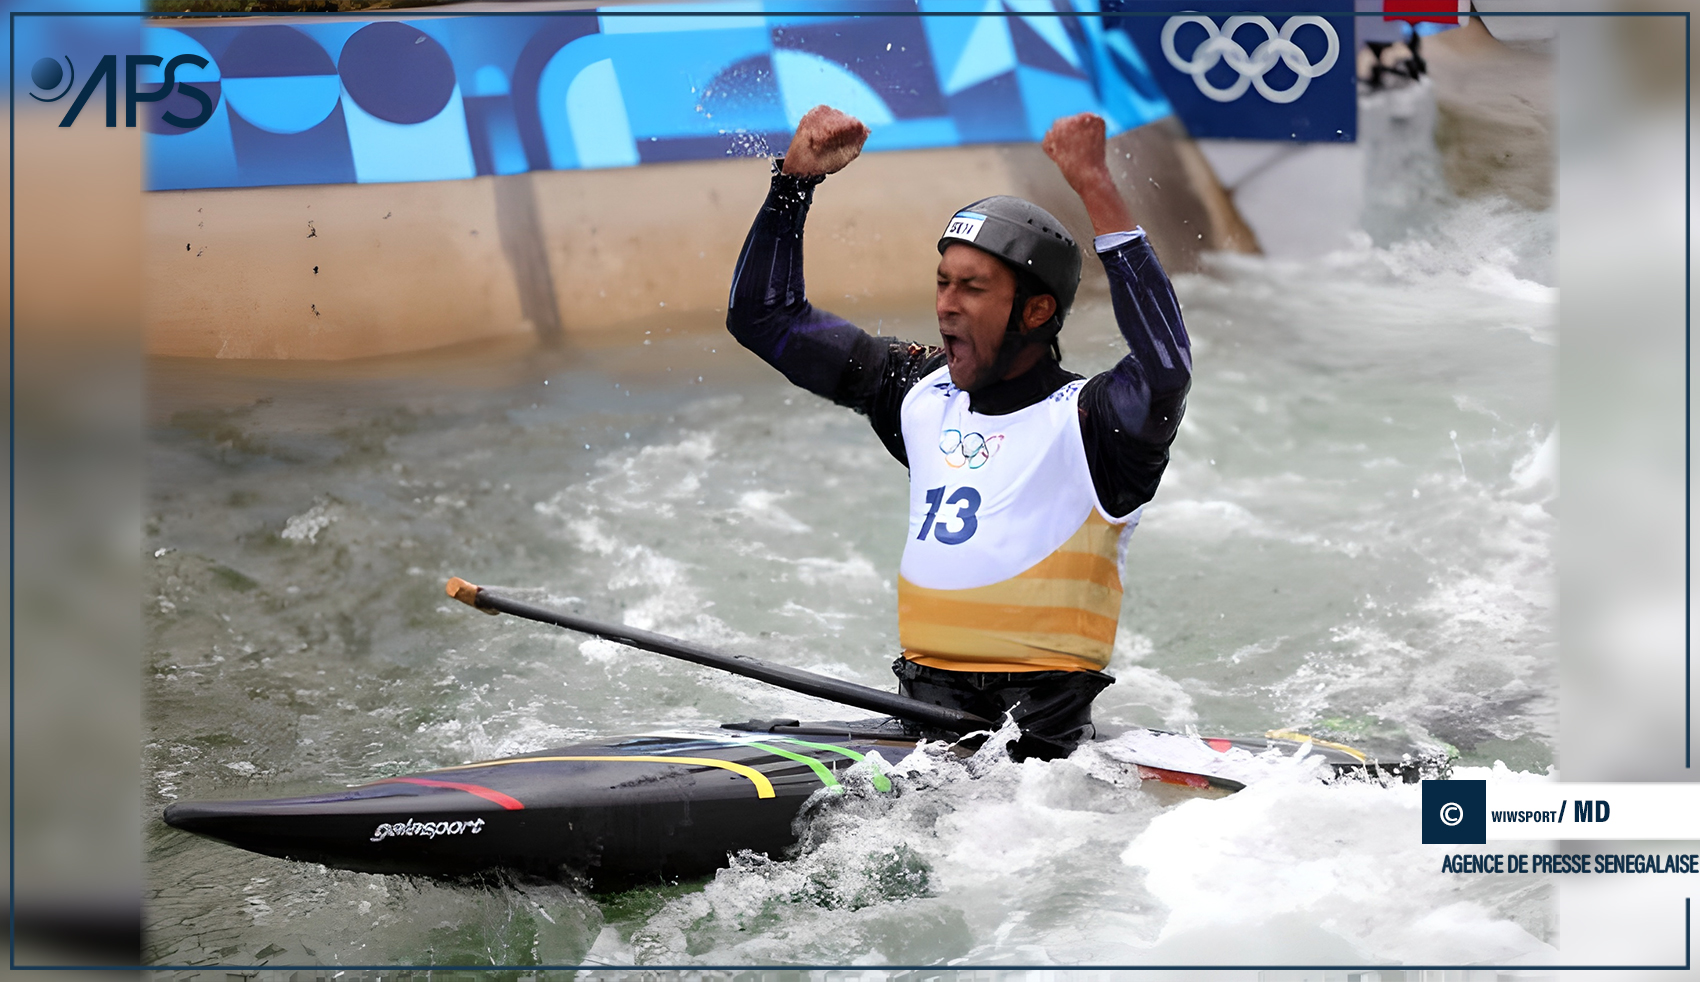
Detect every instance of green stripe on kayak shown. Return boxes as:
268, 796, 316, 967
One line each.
745, 742, 843, 793
767, 737, 893, 793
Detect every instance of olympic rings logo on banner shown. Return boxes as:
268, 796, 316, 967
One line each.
1160, 14, 1340, 105
939, 429, 1003, 470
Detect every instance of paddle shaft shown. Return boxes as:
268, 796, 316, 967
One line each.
459, 583, 993, 734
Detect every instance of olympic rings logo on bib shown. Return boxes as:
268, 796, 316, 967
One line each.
1160, 14, 1340, 105
939, 429, 1003, 469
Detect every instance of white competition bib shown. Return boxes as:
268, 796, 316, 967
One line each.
897, 366, 1138, 672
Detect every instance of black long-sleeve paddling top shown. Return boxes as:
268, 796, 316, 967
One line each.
725, 169, 1192, 519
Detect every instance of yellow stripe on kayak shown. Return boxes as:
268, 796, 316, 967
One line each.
1264, 730, 1368, 763
430, 755, 777, 799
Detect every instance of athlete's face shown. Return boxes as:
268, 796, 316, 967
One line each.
936, 244, 1017, 390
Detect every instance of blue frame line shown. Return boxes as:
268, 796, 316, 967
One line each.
3, 5, 1686, 971
11, 8, 1696, 12
8, 8, 15, 971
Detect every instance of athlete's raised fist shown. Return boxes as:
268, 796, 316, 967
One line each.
1041, 112, 1112, 193
781, 106, 869, 177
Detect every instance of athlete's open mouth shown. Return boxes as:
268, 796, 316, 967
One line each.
939, 328, 968, 369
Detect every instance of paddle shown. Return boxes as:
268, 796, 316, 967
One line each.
446, 577, 993, 734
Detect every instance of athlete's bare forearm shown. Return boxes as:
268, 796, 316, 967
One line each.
1042, 113, 1135, 237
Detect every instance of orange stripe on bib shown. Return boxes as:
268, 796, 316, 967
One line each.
899, 513, 1126, 672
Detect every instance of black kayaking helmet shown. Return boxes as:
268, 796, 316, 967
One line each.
937, 195, 1083, 381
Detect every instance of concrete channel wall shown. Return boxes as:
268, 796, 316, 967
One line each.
144, 118, 1255, 361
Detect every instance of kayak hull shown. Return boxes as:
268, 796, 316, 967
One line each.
161, 723, 1406, 886
162, 732, 912, 887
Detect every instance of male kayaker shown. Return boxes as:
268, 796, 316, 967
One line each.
726, 106, 1190, 760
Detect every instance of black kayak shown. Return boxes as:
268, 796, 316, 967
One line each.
160, 718, 1399, 888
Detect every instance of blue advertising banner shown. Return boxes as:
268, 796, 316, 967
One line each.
1103, 0, 1355, 142
110, 1, 1176, 191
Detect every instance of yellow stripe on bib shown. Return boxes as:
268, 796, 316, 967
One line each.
1018, 549, 1122, 592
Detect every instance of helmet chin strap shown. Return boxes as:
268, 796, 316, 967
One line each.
966, 286, 1062, 392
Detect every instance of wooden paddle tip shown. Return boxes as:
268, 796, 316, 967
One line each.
446, 577, 480, 606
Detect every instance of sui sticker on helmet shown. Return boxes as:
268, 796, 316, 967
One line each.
943, 211, 986, 242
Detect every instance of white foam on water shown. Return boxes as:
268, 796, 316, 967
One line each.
1111, 667, 1199, 730
1123, 777, 1555, 965
599, 738, 1559, 967
735, 488, 813, 532
790, 552, 881, 585
535, 433, 737, 639
280, 501, 340, 544
607, 735, 1167, 965
1510, 424, 1558, 502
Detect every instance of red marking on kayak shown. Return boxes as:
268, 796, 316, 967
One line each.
1205, 739, 1233, 753
1137, 765, 1211, 789
377, 777, 525, 811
